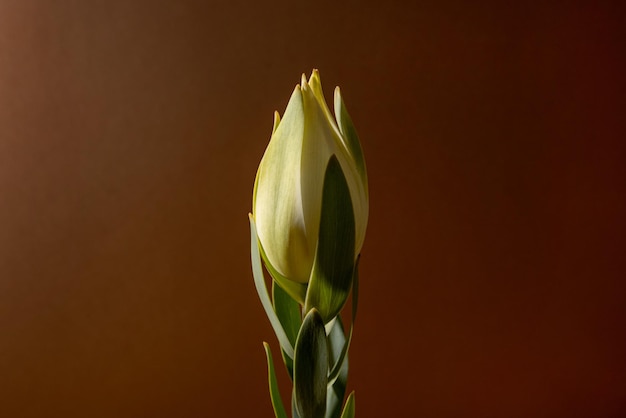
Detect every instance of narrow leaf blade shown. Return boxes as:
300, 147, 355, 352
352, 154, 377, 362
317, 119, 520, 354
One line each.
263, 342, 289, 418
250, 214, 294, 358
273, 281, 302, 347
325, 316, 349, 418
273, 281, 302, 379
328, 258, 359, 385
334, 88, 367, 187
339, 392, 355, 418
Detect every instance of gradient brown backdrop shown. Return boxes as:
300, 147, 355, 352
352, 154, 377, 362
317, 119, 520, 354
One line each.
1, 1, 624, 417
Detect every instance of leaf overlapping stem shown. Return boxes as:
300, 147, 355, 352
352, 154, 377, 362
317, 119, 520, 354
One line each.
251, 217, 359, 418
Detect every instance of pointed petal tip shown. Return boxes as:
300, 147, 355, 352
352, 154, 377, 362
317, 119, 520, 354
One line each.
309, 68, 320, 84
334, 87, 342, 114
289, 84, 303, 102
272, 111, 281, 134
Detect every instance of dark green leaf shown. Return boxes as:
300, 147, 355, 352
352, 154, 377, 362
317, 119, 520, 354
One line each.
305, 156, 355, 324
273, 281, 302, 378
273, 281, 302, 347
328, 258, 359, 385
294, 309, 328, 418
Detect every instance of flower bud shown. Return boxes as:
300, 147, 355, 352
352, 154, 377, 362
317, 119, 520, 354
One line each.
252, 70, 368, 296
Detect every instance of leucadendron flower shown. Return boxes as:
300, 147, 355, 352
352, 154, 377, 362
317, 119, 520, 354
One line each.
252, 70, 367, 318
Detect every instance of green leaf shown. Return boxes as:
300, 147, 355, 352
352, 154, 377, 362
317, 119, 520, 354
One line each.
334, 88, 367, 193
325, 316, 349, 418
305, 156, 355, 324
273, 281, 302, 379
327, 257, 359, 386
250, 214, 294, 358
273, 281, 302, 346
294, 309, 328, 418
280, 348, 294, 381
263, 342, 289, 418
339, 392, 355, 418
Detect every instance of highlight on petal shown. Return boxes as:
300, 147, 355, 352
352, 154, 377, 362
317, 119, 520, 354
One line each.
299, 79, 339, 267
253, 86, 311, 283
253, 70, 368, 286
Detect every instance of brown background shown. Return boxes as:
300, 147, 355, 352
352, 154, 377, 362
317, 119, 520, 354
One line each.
1, 1, 624, 417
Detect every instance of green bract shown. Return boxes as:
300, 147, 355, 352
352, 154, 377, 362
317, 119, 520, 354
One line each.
251, 70, 366, 418
252, 70, 368, 296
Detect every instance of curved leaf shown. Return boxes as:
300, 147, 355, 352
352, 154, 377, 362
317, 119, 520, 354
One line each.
292, 392, 302, 418
339, 392, 355, 418
273, 281, 302, 379
305, 156, 355, 324
263, 342, 288, 418
250, 214, 294, 358
328, 257, 359, 385
294, 309, 328, 418
273, 281, 302, 346
334, 88, 367, 191
325, 316, 349, 418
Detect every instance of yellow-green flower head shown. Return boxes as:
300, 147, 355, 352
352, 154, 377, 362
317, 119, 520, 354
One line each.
253, 70, 368, 286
